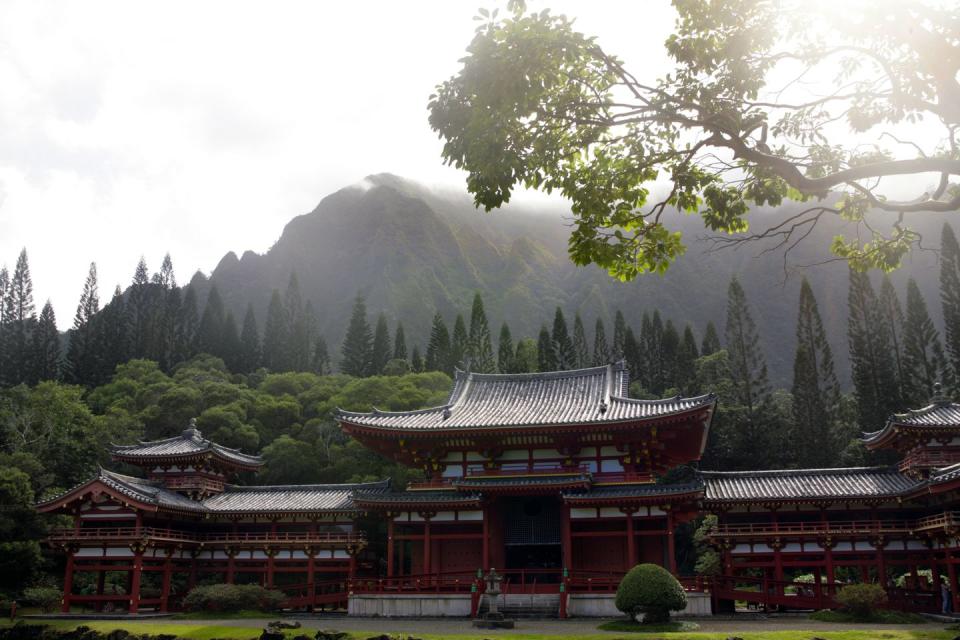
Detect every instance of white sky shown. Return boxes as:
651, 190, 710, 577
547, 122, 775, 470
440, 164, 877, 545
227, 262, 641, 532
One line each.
0, 1, 675, 327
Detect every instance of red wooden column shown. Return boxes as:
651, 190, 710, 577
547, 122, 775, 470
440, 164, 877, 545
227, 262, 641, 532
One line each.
875, 538, 887, 586
266, 549, 276, 588
129, 549, 144, 614
95, 569, 106, 612
306, 549, 316, 603
160, 551, 173, 613
422, 516, 432, 575
561, 503, 572, 571
948, 551, 959, 612
622, 507, 637, 569
665, 509, 677, 575
61, 551, 75, 613
387, 519, 396, 577
226, 549, 236, 584
482, 505, 490, 571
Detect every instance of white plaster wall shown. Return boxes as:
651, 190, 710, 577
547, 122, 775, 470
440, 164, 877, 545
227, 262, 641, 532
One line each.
348, 594, 472, 617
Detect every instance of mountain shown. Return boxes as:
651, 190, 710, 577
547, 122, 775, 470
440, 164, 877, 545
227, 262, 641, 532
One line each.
189, 173, 943, 387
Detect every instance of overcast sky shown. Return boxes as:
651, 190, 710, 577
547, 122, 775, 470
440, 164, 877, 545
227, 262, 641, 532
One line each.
0, 1, 674, 327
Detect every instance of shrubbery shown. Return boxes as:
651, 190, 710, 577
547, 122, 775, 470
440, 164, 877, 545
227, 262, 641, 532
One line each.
21, 587, 61, 614
835, 583, 887, 619
614, 563, 687, 623
181, 584, 285, 612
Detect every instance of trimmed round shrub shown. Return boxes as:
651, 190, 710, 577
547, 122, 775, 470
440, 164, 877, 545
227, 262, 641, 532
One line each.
22, 587, 62, 613
835, 583, 887, 619
182, 584, 285, 612
614, 563, 687, 623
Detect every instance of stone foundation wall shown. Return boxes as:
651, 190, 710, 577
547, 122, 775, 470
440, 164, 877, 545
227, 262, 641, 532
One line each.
567, 592, 712, 617
347, 593, 472, 617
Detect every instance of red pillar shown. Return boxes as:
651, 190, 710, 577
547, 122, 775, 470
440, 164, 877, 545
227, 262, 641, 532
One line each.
95, 570, 106, 612
160, 553, 173, 613
666, 510, 677, 575
129, 550, 143, 614
307, 552, 316, 603
61, 552, 75, 613
949, 551, 959, 612
825, 544, 835, 589
266, 551, 275, 588
625, 509, 636, 570
226, 551, 236, 584
561, 503, 572, 571
482, 505, 490, 571
876, 542, 887, 586
423, 518, 432, 575
387, 519, 395, 578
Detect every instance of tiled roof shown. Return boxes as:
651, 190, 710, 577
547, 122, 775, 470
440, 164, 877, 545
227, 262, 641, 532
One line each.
37, 469, 385, 515
454, 474, 591, 490
563, 480, 704, 502
929, 463, 960, 485
702, 467, 920, 503
336, 362, 716, 431
862, 401, 960, 445
111, 425, 263, 467
203, 480, 389, 513
353, 489, 482, 507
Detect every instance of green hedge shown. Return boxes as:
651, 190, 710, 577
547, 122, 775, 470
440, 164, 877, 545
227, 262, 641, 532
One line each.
835, 583, 888, 619
614, 563, 686, 623
181, 584, 285, 613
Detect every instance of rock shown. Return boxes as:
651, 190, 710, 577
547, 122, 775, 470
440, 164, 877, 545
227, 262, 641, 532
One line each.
364, 635, 392, 640
267, 621, 301, 630
259, 631, 285, 640
315, 632, 349, 640
291, 635, 312, 640
105, 631, 130, 640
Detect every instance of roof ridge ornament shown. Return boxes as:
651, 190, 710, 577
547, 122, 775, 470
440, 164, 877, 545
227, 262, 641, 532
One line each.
931, 381, 950, 406
183, 418, 202, 440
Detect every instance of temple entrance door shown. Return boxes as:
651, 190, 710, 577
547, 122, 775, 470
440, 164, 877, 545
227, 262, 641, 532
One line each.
501, 496, 562, 591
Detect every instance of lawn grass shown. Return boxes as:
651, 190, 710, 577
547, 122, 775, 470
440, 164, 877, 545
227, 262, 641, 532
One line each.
810, 610, 928, 624
597, 619, 700, 632
0, 620, 955, 640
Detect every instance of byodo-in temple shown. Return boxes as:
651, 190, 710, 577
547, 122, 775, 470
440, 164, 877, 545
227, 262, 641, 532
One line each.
36, 363, 960, 617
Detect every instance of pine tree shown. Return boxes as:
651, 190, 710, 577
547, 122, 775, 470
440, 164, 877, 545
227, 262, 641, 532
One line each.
158, 286, 181, 370
371, 313, 392, 375
393, 322, 408, 361
451, 314, 468, 371
552, 307, 575, 370
902, 278, 950, 406
32, 301, 60, 382
312, 336, 331, 375
425, 313, 451, 373
467, 293, 495, 373
515, 338, 538, 373
262, 289, 288, 371
127, 257, 150, 358
2, 249, 37, 385
340, 295, 373, 377
498, 323, 515, 374
725, 276, 770, 413
284, 273, 311, 371
239, 303, 261, 373
677, 325, 699, 392
791, 278, 841, 467
0, 266, 7, 384
537, 325, 557, 372
197, 285, 225, 357
878, 275, 907, 399
623, 326, 642, 382
572, 313, 589, 369
942, 222, 960, 394
592, 318, 610, 365
173, 287, 199, 364
410, 345, 424, 373
302, 300, 319, 372
612, 310, 627, 359
153, 253, 176, 288
221, 311, 242, 371
701, 322, 721, 356
66, 263, 100, 384
660, 320, 680, 392
848, 268, 901, 430
95, 285, 129, 384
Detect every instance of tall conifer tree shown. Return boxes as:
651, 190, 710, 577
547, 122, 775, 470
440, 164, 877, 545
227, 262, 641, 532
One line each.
173, 287, 199, 364
902, 278, 950, 406
468, 293, 495, 373
393, 322, 408, 361
572, 313, 589, 369
661, 320, 680, 392
197, 285, 225, 357
515, 338, 538, 373
725, 276, 770, 413
312, 336, 331, 375
701, 322, 721, 356
848, 269, 900, 430
32, 301, 60, 382
221, 311, 242, 371
612, 310, 627, 360
537, 325, 557, 372
592, 318, 610, 365
66, 263, 100, 384
425, 313, 451, 373
552, 307, 575, 370
0, 266, 7, 384
95, 285, 129, 384
623, 326, 642, 381
284, 274, 312, 371
498, 323, 515, 374
878, 275, 907, 399
677, 325, 699, 392
2, 249, 36, 385
371, 313, 392, 375
153, 253, 176, 288
262, 289, 288, 371
451, 314, 468, 371
239, 303, 261, 373
411, 345, 424, 373
942, 222, 960, 394
791, 279, 841, 467
340, 295, 373, 377
127, 257, 150, 358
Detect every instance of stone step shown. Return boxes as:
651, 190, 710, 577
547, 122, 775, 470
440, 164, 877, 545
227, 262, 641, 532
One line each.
479, 594, 560, 619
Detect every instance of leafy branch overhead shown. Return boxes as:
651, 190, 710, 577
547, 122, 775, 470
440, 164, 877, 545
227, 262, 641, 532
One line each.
429, 0, 960, 279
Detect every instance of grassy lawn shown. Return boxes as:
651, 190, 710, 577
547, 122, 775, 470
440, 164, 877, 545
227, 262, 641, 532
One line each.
1, 620, 956, 640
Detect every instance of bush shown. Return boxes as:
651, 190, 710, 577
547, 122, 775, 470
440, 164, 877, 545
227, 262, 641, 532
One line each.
182, 584, 285, 613
614, 564, 686, 624
835, 583, 887, 619
21, 588, 61, 614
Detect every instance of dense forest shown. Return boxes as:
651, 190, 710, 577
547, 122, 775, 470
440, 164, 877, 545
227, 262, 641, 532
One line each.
3, 222, 960, 597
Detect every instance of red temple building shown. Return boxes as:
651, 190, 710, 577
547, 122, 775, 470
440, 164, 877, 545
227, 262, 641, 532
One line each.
36, 367, 960, 617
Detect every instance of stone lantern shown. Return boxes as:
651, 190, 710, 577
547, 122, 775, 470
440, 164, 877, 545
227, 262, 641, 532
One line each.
472, 567, 515, 629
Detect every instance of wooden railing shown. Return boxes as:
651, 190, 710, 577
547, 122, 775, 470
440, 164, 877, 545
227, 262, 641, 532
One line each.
160, 476, 225, 492
712, 518, 921, 538
466, 464, 591, 477
899, 449, 960, 472
350, 571, 478, 594
49, 527, 365, 546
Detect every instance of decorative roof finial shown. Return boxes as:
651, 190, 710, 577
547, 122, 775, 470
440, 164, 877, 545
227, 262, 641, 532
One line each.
931, 381, 949, 405
183, 418, 201, 439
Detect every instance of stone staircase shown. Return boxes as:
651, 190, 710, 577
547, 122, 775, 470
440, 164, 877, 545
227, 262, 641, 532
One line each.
479, 593, 560, 618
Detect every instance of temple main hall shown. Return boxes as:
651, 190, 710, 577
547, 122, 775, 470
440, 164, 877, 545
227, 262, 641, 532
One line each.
37, 363, 960, 617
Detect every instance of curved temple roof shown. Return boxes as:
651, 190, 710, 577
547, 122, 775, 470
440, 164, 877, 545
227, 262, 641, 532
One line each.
336, 362, 716, 431
863, 400, 960, 446
111, 423, 263, 468
702, 467, 920, 503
